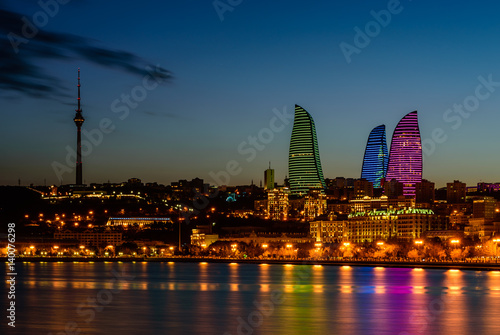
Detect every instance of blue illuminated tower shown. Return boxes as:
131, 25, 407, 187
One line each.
288, 104, 326, 196
361, 125, 388, 188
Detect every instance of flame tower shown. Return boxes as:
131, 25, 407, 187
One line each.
386, 111, 422, 197
288, 104, 326, 196
361, 124, 388, 188
73, 68, 85, 185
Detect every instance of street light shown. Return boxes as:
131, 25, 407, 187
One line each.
376, 241, 384, 246
414, 240, 423, 245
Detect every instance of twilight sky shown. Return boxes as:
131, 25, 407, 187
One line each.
1, 0, 500, 188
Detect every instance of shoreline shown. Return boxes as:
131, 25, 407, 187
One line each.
5, 256, 500, 271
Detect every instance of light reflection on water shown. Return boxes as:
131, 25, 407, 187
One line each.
3, 262, 500, 335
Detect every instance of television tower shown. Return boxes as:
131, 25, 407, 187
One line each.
73, 68, 85, 185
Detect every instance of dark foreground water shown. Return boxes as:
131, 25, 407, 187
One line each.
2, 261, 500, 335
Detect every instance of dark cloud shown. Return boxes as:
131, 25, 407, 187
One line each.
0, 6, 172, 98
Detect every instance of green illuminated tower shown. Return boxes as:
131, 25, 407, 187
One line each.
288, 104, 326, 196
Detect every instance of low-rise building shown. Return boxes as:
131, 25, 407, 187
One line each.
54, 229, 123, 247
346, 210, 397, 243
309, 220, 344, 243
106, 217, 171, 227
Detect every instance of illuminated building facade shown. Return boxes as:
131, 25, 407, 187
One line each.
106, 217, 171, 227
345, 208, 433, 243
386, 111, 422, 198
55, 230, 123, 247
361, 125, 388, 188
288, 105, 326, 196
346, 210, 397, 243
304, 189, 327, 220
267, 188, 290, 220
396, 208, 434, 241
310, 220, 345, 243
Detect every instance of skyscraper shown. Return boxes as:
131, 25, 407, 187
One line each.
73, 68, 85, 185
264, 162, 275, 190
361, 125, 388, 188
386, 111, 422, 198
288, 104, 326, 196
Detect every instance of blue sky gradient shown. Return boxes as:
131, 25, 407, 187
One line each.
1, 0, 499, 187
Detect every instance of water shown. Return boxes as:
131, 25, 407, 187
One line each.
2, 261, 500, 335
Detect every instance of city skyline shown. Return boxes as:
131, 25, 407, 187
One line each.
1, 1, 500, 188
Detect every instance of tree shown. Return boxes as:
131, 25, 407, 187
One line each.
407, 249, 420, 260
450, 248, 462, 261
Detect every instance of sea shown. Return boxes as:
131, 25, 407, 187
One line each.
2, 261, 500, 335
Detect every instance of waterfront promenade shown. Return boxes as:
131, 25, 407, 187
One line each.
5, 256, 500, 271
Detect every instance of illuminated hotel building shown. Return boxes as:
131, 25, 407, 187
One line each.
267, 187, 290, 220
106, 217, 171, 227
345, 208, 433, 243
55, 230, 123, 247
386, 111, 422, 198
288, 104, 326, 196
361, 125, 388, 188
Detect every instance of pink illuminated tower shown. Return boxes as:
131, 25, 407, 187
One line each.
386, 111, 422, 198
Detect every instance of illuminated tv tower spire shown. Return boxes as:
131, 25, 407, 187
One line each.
73, 68, 85, 185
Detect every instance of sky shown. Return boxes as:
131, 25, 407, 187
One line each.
1, 0, 500, 188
